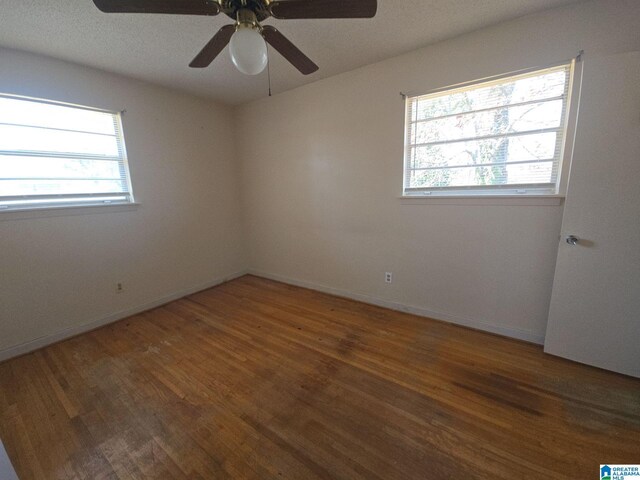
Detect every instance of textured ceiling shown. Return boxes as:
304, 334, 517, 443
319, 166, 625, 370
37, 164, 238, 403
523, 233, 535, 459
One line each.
0, 0, 581, 105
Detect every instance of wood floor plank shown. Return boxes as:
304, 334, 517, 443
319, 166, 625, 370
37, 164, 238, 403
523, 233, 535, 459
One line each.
1, 275, 639, 479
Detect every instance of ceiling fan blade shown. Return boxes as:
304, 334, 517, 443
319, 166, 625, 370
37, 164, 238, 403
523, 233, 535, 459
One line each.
269, 0, 377, 19
93, 0, 220, 15
261, 26, 318, 75
189, 25, 236, 68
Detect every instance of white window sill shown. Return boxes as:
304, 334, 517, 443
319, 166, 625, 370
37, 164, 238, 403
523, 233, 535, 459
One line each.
398, 195, 564, 206
0, 202, 140, 221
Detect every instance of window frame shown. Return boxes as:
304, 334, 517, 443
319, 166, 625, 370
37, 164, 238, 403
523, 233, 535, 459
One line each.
401, 60, 578, 198
0, 93, 134, 213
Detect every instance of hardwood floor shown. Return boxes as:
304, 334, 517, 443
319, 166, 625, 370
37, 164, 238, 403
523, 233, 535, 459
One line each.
1, 275, 639, 479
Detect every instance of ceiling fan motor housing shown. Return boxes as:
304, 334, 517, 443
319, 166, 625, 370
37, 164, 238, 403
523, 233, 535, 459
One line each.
220, 0, 270, 22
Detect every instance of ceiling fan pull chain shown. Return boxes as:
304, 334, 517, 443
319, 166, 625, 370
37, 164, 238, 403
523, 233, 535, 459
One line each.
267, 45, 272, 97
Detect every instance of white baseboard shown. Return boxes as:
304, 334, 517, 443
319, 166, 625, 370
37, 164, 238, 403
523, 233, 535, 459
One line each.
248, 269, 545, 345
0, 269, 248, 363
1, 268, 544, 363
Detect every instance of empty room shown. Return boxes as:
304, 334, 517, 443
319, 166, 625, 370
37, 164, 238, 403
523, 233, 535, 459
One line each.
1, 0, 639, 478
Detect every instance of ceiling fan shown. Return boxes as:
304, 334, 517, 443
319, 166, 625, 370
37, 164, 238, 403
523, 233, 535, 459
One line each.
92, 0, 378, 76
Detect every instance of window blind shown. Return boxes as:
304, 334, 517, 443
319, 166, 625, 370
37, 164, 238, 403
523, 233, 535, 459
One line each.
0, 94, 133, 211
403, 64, 573, 196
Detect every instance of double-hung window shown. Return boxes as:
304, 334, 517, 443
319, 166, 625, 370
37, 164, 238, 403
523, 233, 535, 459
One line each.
0, 94, 133, 211
403, 63, 574, 196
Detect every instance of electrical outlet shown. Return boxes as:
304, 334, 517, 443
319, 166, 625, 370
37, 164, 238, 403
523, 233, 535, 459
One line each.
385, 272, 393, 283
116, 282, 124, 294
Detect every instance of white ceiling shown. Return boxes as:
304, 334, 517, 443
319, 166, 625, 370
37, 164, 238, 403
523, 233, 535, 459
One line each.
0, 0, 580, 105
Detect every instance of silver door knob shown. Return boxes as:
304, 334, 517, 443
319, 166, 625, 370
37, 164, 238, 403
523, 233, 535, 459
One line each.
566, 235, 579, 246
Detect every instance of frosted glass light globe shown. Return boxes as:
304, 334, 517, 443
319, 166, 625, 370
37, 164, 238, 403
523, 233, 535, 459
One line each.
229, 25, 268, 75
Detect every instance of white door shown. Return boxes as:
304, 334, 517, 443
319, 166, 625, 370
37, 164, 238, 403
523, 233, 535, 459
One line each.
544, 51, 640, 378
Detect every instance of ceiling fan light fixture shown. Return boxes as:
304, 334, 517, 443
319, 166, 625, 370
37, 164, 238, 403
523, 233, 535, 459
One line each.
229, 24, 268, 75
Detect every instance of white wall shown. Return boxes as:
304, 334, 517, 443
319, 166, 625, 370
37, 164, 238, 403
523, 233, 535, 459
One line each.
236, 0, 640, 344
0, 49, 246, 358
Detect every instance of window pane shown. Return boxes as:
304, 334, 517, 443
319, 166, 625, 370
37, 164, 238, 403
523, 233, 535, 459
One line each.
409, 132, 558, 169
0, 155, 123, 180
1, 195, 129, 208
0, 97, 116, 135
0, 125, 120, 157
404, 64, 571, 193
414, 70, 568, 121
0, 179, 126, 196
409, 161, 555, 188
411, 99, 564, 144
0, 94, 132, 209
